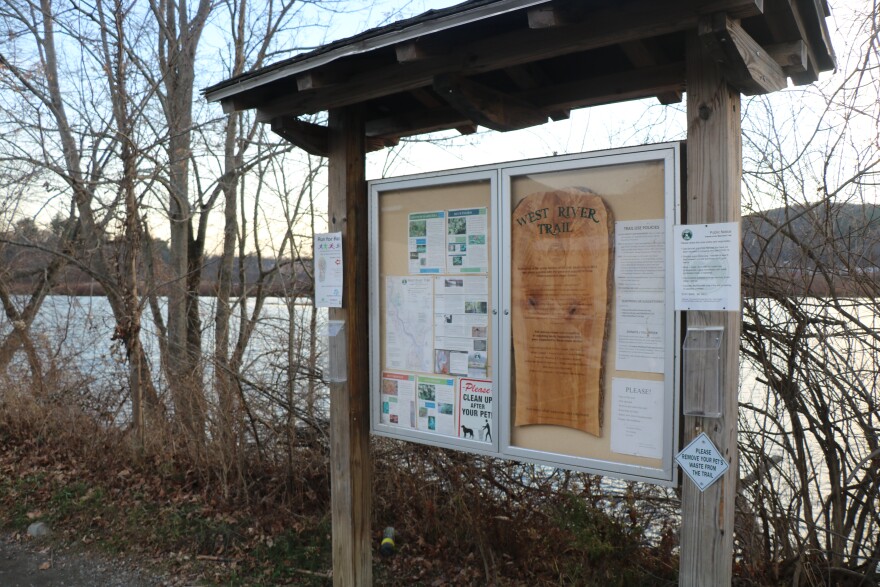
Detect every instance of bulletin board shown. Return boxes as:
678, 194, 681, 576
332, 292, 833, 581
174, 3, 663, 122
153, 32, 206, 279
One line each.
369, 143, 683, 484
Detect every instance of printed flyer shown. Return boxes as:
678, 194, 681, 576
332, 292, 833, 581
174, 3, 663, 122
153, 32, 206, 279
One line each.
380, 372, 416, 429
314, 232, 343, 308
446, 208, 488, 273
610, 377, 664, 459
614, 219, 665, 373
458, 378, 493, 442
417, 376, 456, 435
408, 211, 446, 274
433, 276, 490, 378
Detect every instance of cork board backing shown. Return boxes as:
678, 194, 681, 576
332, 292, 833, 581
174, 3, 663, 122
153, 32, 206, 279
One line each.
377, 180, 494, 437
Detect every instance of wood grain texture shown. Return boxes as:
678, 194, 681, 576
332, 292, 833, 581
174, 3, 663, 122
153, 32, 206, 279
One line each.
511, 189, 612, 437
679, 31, 742, 587
433, 74, 549, 132
327, 106, 371, 587
364, 62, 685, 141
699, 13, 786, 96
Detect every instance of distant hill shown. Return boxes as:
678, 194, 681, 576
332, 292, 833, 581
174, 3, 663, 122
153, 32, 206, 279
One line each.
0, 234, 313, 298
742, 202, 880, 295
743, 202, 880, 271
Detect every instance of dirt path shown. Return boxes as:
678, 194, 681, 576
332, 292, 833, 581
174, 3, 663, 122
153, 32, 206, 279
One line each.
0, 536, 170, 587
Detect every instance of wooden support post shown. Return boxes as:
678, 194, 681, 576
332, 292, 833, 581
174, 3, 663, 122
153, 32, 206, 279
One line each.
327, 106, 372, 587
680, 31, 741, 586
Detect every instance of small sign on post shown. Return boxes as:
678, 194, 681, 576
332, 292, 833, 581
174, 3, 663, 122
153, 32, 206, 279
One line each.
315, 232, 343, 308
675, 432, 729, 491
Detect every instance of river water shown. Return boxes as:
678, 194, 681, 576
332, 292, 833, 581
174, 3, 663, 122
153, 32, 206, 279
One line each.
1, 295, 327, 419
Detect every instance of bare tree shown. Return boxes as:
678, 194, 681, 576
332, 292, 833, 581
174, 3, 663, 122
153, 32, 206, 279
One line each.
0, 0, 161, 423
737, 3, 880, 583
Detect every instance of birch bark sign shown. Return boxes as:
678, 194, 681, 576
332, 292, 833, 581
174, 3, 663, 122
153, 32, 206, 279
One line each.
512, 188, 613, 436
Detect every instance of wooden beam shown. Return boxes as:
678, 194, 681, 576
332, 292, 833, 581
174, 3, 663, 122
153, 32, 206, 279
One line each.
699, 13, 787, 95
504, 65, 570, 120
365, 62, 685, 140
702, 0, 764, 18
271, 116, 398, 154
766, 40, 808, 73
250, 0, 762, 120
395, 41, 425, 63
270, 117, 329, 157
796, 0, 835, 70
433, 74, 549, 132
679, 30, 741, 586
619, 40, 684, 104
527, 6, 566, 29
763, 0, 820, 84
518, 61, 686, 112
327, 106, 371, 587
528, 0, 764, 29
296, 71, 335, 92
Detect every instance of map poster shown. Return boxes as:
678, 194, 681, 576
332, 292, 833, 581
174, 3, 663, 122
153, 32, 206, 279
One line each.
381, 372, 416, 429
446, 208, 489, 273
511, 188, 612, 437
458, 378, 493, 442
417, 376, 456, 435
385, 276, 434, 373
408, 211, 446, 274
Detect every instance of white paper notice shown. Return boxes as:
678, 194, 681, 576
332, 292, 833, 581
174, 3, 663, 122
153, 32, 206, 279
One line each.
314, 232, 343, 308
674, 222, 740, 311
615, 220, 665, 373
610, 378, 664, 459
433, 276, 489, 377
458, 378, 493, 442
385, 276, 434, 373
416, 376, 456, 435
381, 372, 416, 429
446, 208, 489, 274
409, 211, 446, 274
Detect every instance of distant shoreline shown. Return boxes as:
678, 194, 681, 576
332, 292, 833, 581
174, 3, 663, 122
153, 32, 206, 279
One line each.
5, 282, 313, 299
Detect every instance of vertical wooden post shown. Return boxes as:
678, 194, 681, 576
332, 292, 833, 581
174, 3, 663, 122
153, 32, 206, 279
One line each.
327, 106, 372, 586
680, 31, 742, 586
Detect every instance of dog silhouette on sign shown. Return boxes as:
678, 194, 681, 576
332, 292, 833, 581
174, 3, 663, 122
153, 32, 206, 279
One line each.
461, 425, 474, 439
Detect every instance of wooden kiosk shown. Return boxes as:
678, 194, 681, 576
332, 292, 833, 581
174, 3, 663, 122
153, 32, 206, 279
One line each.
205, 1, 834, 584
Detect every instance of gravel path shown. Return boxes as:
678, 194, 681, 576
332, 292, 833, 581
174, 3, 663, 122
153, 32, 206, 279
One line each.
0, 536, 172, 587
